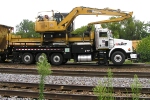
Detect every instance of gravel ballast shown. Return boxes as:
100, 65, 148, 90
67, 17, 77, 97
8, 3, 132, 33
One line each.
0, 73, 150, 87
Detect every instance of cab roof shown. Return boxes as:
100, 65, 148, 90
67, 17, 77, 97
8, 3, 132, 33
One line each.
0, 24, 13, 28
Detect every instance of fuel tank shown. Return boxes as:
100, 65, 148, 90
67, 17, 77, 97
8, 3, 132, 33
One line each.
78, 54, 92, 62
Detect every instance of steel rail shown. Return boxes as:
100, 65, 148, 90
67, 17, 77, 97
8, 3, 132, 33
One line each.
0, 89, 150, 100
0, 81, 150, 93
1, 62, 150, 68
0, 68, 150, 78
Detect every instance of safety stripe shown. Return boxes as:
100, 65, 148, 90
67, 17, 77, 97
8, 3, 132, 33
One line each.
15, 48, 62, 51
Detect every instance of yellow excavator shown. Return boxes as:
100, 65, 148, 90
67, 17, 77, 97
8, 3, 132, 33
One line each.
34, 6, 133, 43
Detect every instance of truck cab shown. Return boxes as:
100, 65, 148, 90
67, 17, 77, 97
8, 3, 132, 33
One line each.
94, 28, 138, 65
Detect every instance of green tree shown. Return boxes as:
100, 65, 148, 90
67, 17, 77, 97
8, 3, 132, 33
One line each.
71, 25, 94, 36
71, 25, 87, 36
136, 36, 150, 62
101, 17, 149, 40
123, 18, 148, 40
16, 19, 40, 38
37, 53, 52, 100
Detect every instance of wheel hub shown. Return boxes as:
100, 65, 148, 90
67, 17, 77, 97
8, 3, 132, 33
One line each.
53, 55, 60, 62
38, 56, 44, 62
114, 54, 122, 62
24, 55, 30, 62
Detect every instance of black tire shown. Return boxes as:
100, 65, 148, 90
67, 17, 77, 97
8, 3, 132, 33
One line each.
35, 53, 47, 63
22, 53, 34, 64
111, 51, 125, 65
50, 53, 63, 66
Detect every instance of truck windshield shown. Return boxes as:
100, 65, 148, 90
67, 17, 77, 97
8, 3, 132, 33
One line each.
99, 32, 107, 37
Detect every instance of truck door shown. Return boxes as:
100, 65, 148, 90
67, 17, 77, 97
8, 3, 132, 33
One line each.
98, 32, 109, 49
95, 29, 114, 50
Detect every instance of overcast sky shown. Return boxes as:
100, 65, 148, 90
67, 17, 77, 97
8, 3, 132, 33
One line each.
0, 0, 149, 29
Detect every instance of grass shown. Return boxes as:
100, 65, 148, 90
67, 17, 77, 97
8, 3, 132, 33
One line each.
131, 74, 142, 100
124, 60, 133, 64
144, 62, 150, 64
93, 69, 143, 100
93, 68, 114, 100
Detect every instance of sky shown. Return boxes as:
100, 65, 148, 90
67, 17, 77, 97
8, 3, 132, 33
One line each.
0, 0, 149, 30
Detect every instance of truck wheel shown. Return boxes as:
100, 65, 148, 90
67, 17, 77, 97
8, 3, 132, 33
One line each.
35, 53, 47, 63
22, 53, 34, 64
50, 53, 63, 66
111, 51, 125, 65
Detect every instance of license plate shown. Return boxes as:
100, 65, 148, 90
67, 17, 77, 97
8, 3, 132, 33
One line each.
130, 54, 137, 58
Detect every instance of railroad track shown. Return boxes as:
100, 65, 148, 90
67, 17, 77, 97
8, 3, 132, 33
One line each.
0, 81, 150, 100
0, 68, 150, 78
0, 62, 150, 68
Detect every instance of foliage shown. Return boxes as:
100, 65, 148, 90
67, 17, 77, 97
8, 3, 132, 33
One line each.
131, 74, 142, 100
16, 19, 40, 38
72, 17, 149, 40
136, 36, 150, 62
93, 80, 107, 100
93, 68, 114, 100
124, 60, 133, 64
101, 17, 149, 40
36, 53, 52, 100
71, 25, 94, 36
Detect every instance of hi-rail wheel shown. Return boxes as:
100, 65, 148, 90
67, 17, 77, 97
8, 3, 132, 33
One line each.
111, 51, 125, 65
62, 59, 68, 64
35, 53, 47, 63
50, 53, 63, 66
22, 53, 34, 64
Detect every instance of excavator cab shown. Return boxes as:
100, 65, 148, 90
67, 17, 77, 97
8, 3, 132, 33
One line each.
35, 11, 74, 34
35, 10, 58, 33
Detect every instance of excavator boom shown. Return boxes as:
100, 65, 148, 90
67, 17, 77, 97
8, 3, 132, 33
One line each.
58, 7, 132, 27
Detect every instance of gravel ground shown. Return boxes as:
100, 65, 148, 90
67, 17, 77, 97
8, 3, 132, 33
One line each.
0, 73, 150, 87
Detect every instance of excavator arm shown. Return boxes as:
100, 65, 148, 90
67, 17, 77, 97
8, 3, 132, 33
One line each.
35, 6, 133, 32
88, 12, 133, 25
58, 6, 132, 28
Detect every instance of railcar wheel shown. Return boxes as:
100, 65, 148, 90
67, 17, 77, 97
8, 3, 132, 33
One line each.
111, 51, 125, 65
22, 53, 34, 64
50, 53, 63, 66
